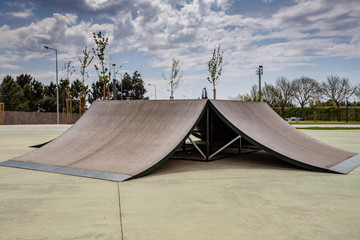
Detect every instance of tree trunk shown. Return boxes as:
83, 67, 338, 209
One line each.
103, 84, 106, 100
301, 105, 305, 119
336, 102, 341, 122
213, 88, 216, 100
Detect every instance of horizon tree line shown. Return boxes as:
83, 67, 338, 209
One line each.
233, 75, 360, 121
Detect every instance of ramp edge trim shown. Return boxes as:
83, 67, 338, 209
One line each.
329, 154, 360, 174
0, 160, 132, 182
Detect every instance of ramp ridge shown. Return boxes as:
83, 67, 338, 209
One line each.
133, 100, 210, 178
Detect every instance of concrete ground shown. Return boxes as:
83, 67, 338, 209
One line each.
0, 126, 359, 240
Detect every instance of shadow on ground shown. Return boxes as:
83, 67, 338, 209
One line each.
151, 150, 304, 178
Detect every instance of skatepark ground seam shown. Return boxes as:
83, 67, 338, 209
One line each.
117, 183, 124, 240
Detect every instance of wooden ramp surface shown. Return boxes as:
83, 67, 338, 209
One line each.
210, 100, 360, 174
1, 100, 207, 181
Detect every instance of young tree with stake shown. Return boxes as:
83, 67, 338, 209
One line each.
163, 58, 182, 100
207, 44, 223, 99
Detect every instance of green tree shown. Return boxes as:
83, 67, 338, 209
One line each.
321, 75, 356, 121
16, 74, 31, 110
0, 75, 26, 111
163, 58, 182, 99
92, 31, 110, 100
17, 74, 45, 111
116, 71, 147, 100
71, 79, 89, 112
88, 80, 109, 104
207, 44, 223, 99
130, 71, 147, 99
39, 82, 57, 112
292, 77, 319, 119
12, 74, 45, 111
16, 73, 32, 88
117, 72, 132, 100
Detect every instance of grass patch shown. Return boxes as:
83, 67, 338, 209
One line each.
290, 122, 360, 125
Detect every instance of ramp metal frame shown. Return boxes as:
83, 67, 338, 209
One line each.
177, 106, 260, 162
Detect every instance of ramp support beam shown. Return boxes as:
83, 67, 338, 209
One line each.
209, 135, 241, 160
188, 137, 207, 160
188, 135, 242, 161
206, 106, 210, 161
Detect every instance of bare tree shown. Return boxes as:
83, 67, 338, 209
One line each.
229, 94, 251, 101
261, 83, 277, 107
62, 61, 75, 82
79, 46, 93, 85
270, 77, 294, 118
355, 83, 360, 100
292, 77, 319, 119
163, 58, 182, 99
92, 31, 110, 100
321, 75, 356, 121
248, 84, 259, 101
207, 44, 223, 99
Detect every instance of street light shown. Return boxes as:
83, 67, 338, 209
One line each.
119, 73, 123, 100
44, 45, 59, 124
112, 64, 117, 100
148, 84, 157, 100
346, 97, 349, 123
255, 65, 263, 102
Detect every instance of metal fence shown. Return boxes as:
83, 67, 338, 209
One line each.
273, 107, 360, 122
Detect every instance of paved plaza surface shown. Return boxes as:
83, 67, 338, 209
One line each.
0, 125, 360, 240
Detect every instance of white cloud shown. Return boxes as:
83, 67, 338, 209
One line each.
1, 0, 360, 96
1, 64, 21, 70
7, 9, 34, 18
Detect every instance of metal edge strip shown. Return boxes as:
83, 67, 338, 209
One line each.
329, 154, 360, 174
0, 160, 132, 182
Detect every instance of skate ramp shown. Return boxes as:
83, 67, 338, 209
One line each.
0, 100, 207, 181
1, 99, 359, 181
210, 100, 360, 174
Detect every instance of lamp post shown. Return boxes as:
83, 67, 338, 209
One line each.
112, 64, 117, 100
346, 97, 349, 123
255, 65, 263, 102
44, 46, 59, 124
148, 84, 157, 100
119, 73, 123, 100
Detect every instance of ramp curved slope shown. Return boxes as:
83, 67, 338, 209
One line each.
210, 100, 360, 174
2, 100, 207, 181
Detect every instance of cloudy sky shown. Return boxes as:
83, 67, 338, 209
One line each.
0, 0, 359, 100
